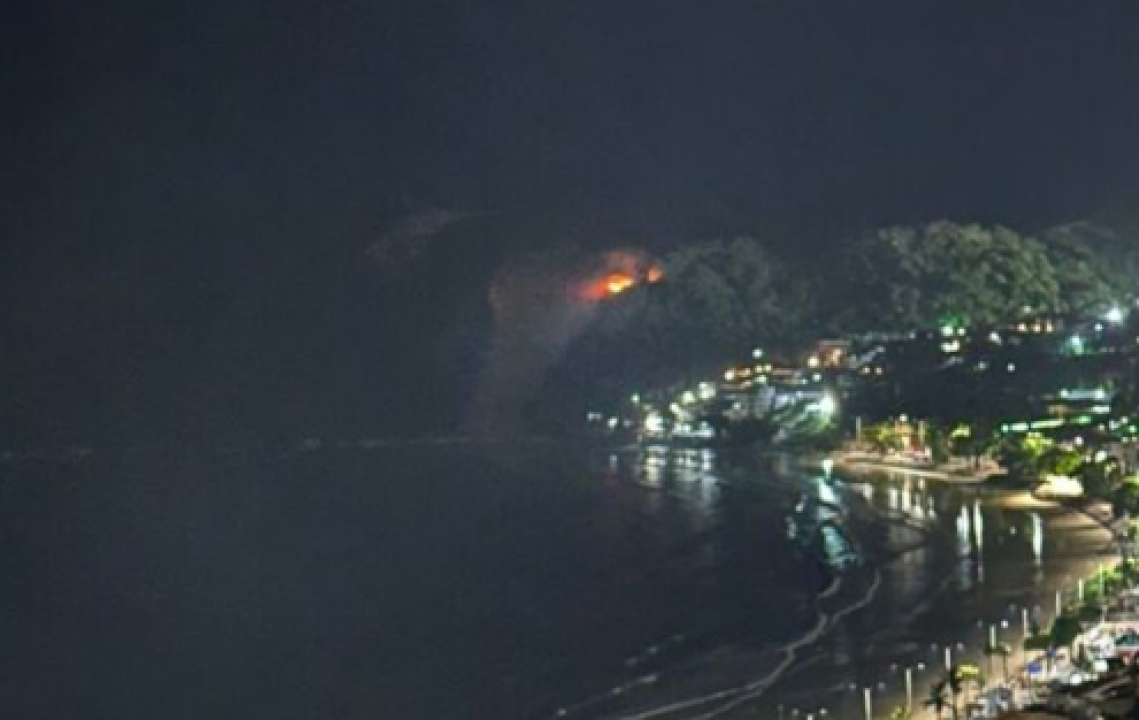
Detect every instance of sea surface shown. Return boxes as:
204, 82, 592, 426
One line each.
0, 442, 1113, 720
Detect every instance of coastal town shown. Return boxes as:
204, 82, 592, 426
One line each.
587, 302, 1139, 719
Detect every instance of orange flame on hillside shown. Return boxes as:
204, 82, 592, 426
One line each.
605, 272, 636, 296
581, 264, 665, 301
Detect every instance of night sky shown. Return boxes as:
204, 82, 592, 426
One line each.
4, 2, 1139, 441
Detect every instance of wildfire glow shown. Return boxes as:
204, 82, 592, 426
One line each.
579, 252, 665, 301
605, 272, 636, 296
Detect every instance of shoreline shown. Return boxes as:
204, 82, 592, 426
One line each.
586, 450, 1115, 720
755, 507, 1114, 720
823, 451, 1000, 484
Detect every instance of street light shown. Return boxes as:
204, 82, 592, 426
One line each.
988, 624, 1000, 682
904, 666, 913, 711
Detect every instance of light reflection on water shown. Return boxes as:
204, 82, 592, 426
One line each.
626, 450, 1086, 586
956, 505, 971, 553
1032, 512, 1044, 564
817, 477, 838, 507
972, 499, 984, 553
598, 448, 1113, 719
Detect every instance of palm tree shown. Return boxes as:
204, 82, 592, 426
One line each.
945, 664, 981, 720
957, 663, 986, 693
923, 680, 951, 720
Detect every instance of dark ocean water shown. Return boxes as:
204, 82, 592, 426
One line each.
0, 443, 1111, 720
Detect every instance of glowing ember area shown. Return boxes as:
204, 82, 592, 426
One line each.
605, 272, 636, 296
578, 252, 665, 301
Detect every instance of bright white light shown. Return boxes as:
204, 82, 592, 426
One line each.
956, 506, 971, 554
724, 369, 736, 382
1106, 306, 1125, 324
698, 383, 716, 400
1039, 474, 1083, 498
821, 457, 834, 476
681, 391, 696, 405
1031, 512, 1043, 565
816, 393, 837, 417
644, 412, 664, 433
1007, 362, 1016, 373
973, 500, 984, 556
752, 348, 764, 359
817, 477, 837, 505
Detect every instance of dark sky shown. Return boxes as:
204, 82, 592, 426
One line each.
4, 1, 1139, 440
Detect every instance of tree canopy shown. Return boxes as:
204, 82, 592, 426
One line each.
1039, 228, 1120, 313
546, 238, 808, 414
647, 238, 810, 353
576, 237, 809, 374
544, 219, 1131, 416
830, 222, 1063, 332
1044, 221, 1139, 300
